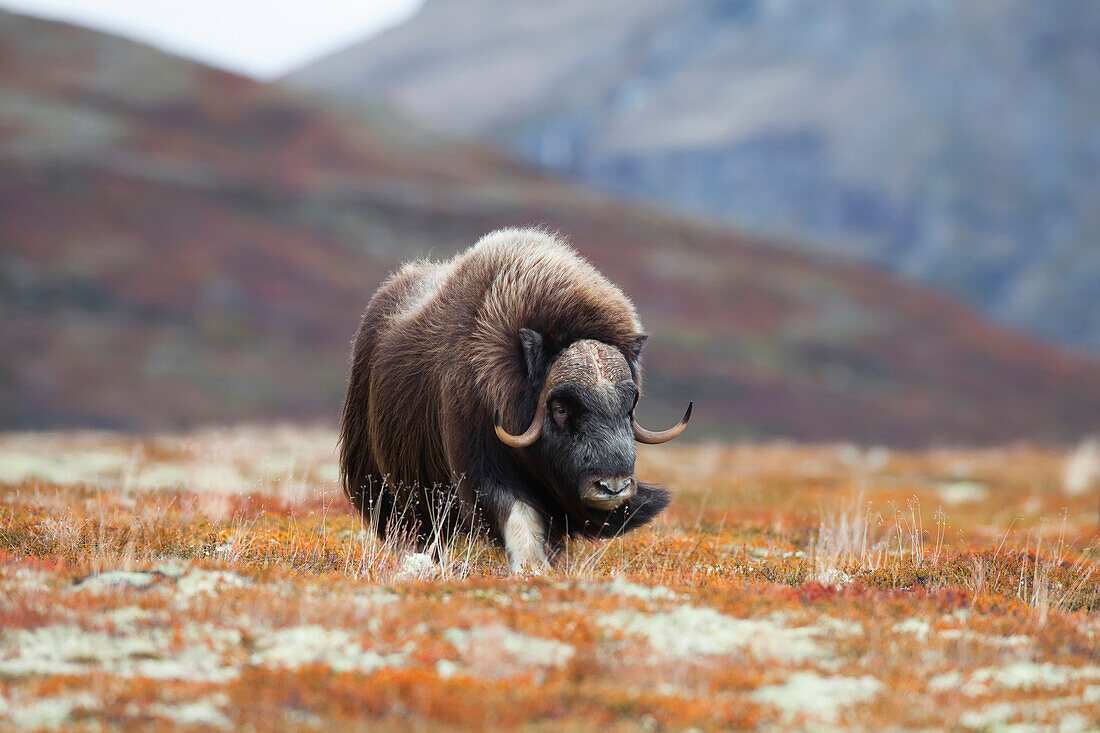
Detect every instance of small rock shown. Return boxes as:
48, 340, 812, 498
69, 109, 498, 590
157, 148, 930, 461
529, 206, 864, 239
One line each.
813, 568, 853, 588
395, 553, 439, 582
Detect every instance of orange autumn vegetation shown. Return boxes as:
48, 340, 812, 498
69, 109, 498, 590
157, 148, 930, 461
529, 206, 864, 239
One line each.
0, 427, 1097, 730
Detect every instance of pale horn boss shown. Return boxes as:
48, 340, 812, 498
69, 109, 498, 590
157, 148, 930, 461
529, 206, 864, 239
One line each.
339, 228, 691, 572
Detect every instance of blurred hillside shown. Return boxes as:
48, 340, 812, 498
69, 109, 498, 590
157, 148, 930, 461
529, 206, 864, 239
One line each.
289, 0, 1100, 356
2, 9, 1100, 444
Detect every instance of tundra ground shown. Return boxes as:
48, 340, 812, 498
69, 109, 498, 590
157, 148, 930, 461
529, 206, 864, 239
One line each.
0, 426, 1098, 730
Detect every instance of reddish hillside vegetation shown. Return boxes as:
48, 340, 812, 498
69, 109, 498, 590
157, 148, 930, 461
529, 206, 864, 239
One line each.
1, 10, 1099, 444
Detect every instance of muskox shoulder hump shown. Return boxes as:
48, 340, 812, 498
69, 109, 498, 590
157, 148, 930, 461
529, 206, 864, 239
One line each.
392, 259, 453, 322
463, 227, 642, 333
465, 226, 575, 260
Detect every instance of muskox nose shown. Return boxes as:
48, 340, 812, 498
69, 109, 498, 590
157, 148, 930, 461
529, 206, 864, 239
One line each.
593, 476, 633, 496
582, 475, 636, 508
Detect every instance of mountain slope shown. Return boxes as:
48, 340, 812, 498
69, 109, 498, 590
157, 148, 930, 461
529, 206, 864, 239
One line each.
3, 9, 1100, 444
289, 0, 1100, 356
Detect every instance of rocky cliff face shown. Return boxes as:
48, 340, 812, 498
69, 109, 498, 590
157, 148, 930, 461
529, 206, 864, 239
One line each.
290, 0, 1100, 355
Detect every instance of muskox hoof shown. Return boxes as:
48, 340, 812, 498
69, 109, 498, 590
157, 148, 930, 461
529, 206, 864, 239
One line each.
509, 557, 551, 576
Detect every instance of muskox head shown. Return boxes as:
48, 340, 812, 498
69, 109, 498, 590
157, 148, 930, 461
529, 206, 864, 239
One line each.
494, 330, 691, 511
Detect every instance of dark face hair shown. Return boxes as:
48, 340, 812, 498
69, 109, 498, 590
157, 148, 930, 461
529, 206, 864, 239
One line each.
532, 380, 639, 508
514, 329, 646, 511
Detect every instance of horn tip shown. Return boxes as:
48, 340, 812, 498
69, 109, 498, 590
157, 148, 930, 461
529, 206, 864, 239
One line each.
683, 401, 693, 424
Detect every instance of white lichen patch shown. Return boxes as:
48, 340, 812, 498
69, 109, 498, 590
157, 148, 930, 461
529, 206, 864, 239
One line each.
73, 570, 157, 592
956, 702, 1016, 729
972, 663, 1100, 692
958, 692, 1100, 731
937, 480, 989, 505
435, 659, 459, 679
766, 611, 864, 639
0, 446, 132, 486
135, 462, 252, 494
251, 626, 405, 673
0, 623, 241, 682
103, 606, 158, 631
1059, 713, 1095, 733
445, 624, 575, 678
174, 569, 252, 599
149, 699, 232, 730
151, 561, 189, 578
0, 427, 339, 496
604, 576, 680, 601
892, 618, 932, 639
939, 629, 1031, 648
4, 693, 99, 731
0, 619, 405, 683
752, 672, 882, 723
748, 546, 807, 561
927, 670, 963, 693
1063, 437, 1100, 496
351, 588, 401, 609
931, 663, 1100, 696
1, 567, 52, 593
72, 567, 251, 608
466, 587, 510, 605
805, 615, 864, 637
599, 606, 827, 663
892, 619, 1030, 649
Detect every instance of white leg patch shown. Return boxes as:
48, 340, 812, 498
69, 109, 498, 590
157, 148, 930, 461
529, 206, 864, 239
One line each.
503, 501, 550, 574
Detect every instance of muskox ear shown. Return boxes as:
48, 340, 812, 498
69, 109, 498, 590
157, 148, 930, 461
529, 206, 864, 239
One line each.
628, 334, 648, 359
518, 328, 545, 378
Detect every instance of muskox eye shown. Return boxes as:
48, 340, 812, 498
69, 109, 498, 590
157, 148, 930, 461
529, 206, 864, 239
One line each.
551, 402, 568, 427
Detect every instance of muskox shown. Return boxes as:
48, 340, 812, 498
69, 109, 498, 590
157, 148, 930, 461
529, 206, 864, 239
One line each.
339, 228, 690, 572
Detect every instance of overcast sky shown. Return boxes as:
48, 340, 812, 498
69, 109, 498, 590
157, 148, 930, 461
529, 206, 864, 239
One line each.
0, 0, 424, 78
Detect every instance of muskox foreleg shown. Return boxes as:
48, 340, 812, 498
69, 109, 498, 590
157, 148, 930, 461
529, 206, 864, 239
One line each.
463, 479, 550, 574
502, 499, 551, 574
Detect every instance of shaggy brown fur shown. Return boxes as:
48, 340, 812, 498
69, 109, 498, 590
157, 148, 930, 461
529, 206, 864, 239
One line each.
339, 228, 669, 557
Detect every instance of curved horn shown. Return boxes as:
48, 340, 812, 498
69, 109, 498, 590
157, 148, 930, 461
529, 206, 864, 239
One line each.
633, 402, 692, 445
494, 402, 547, 448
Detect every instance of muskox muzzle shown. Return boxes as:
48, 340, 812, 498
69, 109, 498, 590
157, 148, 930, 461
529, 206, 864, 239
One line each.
581, 475, 636, 509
